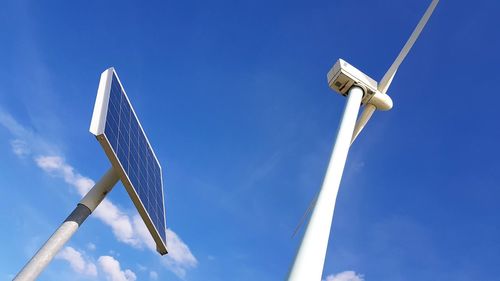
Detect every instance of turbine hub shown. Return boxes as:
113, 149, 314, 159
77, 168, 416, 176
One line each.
367, 91, 393, 111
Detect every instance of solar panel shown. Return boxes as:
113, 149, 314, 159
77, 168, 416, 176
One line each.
89, 68, 167, 255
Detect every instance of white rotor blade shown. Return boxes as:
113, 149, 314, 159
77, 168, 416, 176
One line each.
378, 0, 439, 94
351, 104, 376, 145
291, 191, 319, 239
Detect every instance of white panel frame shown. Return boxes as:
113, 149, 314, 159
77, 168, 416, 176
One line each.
89, 68, 113, 136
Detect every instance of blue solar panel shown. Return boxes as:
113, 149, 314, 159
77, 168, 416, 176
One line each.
92, 69, 167, 254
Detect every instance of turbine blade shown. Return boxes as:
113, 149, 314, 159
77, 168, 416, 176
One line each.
291, 191, 319, 239
378, 0, 439, 94
351, 104, 377, 145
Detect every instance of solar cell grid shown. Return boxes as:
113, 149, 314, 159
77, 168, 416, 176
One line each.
100, 72, 167, 250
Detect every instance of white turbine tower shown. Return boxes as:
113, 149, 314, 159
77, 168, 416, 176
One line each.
287, 0, 440, 280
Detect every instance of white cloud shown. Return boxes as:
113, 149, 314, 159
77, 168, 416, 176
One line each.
132, 214, 156, 251
88, 264, 98, 277
93, 199, 141, 247
124, 269, 136, 281
56, 246, 98, 277
324, 271, 364, 281
149, 271, 158, 280
160, 229, 198, 278
35, 156, 94, 196
2, 111, 198, 278
133, 214, 198, 278
98, 256, 136, 281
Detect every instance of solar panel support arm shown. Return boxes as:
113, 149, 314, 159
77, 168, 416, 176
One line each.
79, 167, 119, 212
13, 167, 119, 281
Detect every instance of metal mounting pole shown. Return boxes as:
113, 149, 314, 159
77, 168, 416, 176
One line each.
287, 86, 364, 281
13, 167, 119, 281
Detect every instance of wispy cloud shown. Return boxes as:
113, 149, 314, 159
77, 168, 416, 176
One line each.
324, 271, 364, 281
87, 242, 97, 251
10, 139, 30, 157
0, 110, 198, 278
0, 109, 58, 155
149, 271, 158, 280
56, 246, 98, 277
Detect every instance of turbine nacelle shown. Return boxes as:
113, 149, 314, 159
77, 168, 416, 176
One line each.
327, 59, 393, 111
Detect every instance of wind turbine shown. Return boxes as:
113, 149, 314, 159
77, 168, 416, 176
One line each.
286, 0, 440, 280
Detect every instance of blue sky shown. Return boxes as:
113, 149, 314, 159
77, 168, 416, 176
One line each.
1, 0, 500, 280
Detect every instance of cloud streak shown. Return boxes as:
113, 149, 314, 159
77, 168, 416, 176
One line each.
0, 109, 58, 155
0, 110, 198, 278
10, 139, 30, 157
324, 271, 364, 281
